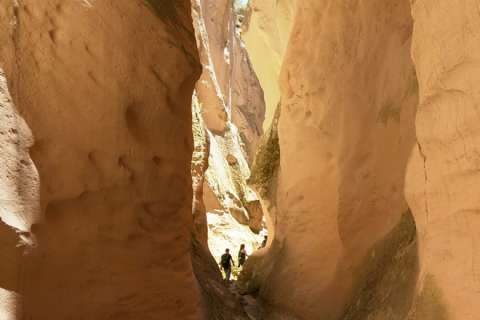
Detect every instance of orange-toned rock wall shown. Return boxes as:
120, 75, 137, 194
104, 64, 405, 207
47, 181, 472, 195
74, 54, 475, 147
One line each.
251, 1, 419, 319
406, 1, 480, 319
0, 1, 203, 319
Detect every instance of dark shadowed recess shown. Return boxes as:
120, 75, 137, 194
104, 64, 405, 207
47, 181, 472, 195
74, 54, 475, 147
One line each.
342, 210, 419, 320
144, 0, 178, 22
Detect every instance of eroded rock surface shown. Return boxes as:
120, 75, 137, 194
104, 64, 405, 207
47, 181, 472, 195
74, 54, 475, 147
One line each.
0, 1, 203, 319
1, 0, 478, 319
190, 1, 267, 317
191, 0, 266, 238
406, 1, 480, 319
246, 1, 419, 319
0, 67, 38, 320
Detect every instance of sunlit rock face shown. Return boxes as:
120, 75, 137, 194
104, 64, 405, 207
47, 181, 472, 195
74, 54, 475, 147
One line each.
191, 93, 211, 245
191, 0, 266, 237
0, 68, 38, 320
191, 95, 251, 320
246, 1, 419, 319
207, 211, 263, 268
0, 1, 204, 319
193, 0, 264, 157
406, 1, 480, 319
242, 0, 295, 129
190, 2, 265, 317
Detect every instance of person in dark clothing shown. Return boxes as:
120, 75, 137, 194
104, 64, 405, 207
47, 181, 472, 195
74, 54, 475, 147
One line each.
238, 244, 247, 267
260, 235, 268, 248
220, 248, 235, 281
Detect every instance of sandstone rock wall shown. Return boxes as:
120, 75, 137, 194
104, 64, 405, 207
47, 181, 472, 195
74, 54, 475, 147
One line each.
0, 68, 38, 320
192, 0, 266, 235
406, 1, 480, 319
189, 1, 265, 316
242, 0, 295, 129
0, 1, 203, 319
1, 0, 478, 319
247, 1, 420, 319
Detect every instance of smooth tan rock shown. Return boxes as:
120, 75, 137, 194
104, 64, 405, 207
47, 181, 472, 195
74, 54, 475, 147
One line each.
406, 1, 480, 319
0, 1, 204, 319
229, 206, 250, 226
202, 181, 223, 212
249, 1, 419, 319
245, 200, 263, 234
4, 0, 477, 319
231, 27, 265, 159
242, 0, 294, 129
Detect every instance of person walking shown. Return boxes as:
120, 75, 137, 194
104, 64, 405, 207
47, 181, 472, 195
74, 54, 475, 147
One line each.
238, 244, 247, 268
220, 248, 235, 281
260, 235, 268, 249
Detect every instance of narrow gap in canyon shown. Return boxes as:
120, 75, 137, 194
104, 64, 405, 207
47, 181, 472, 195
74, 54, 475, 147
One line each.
189, 0, 271, 318
189, 0, 424, 319
3, 0, 476, 319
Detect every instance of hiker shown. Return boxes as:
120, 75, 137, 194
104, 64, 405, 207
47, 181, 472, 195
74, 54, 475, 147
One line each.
260, 235, 268, 248
238, 244, 247, 268
220, 248, 235, 281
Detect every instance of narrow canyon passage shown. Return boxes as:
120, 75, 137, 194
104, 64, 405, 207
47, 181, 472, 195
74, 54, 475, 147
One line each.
0, 1, 479, 320
190, 0, 421, 319
189, 1, 270, 318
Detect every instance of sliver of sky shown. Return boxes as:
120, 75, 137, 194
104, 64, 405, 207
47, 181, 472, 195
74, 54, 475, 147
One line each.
234, 0, 249, 9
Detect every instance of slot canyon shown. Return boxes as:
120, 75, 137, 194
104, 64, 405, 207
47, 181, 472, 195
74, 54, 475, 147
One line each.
0, 0, 479, 319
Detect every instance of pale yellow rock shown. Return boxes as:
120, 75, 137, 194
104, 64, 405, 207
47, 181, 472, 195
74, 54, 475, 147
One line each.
242, 0, 295, 129
0, 288, 20, 320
